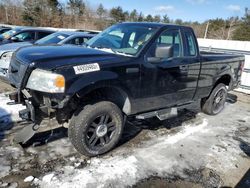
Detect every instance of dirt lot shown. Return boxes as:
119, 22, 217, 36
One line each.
0, 81, 249, 188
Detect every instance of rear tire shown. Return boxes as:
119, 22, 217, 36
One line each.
68, 101, 123, 157
201, 83, 227, 115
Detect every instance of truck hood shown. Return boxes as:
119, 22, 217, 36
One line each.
15, 45, 130, 70
0, 42, 32, 56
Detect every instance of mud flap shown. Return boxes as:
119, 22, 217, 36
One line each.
13, 124, 39, 144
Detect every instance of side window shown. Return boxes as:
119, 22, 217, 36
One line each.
66, 37, 85, 45
83, 37, 90, 43
158, 30, 181, 57
38, 32, 51, 39
184, 31, 197, 56
147, 29, 182, 58
14, 31, 35, 41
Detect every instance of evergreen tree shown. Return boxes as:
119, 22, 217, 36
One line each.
145, 14, 153, 22
175, 19, 183, 25
233, 8, 250, 41
68, 0, 85, 16
153, 15, 161, 22
22, 0, 41, 26
97, 3, 106, 18
46, 0, 63, 27
162, 14, 170, 23
138, 12, 144, 22
123, 11, 129, 21
110, 6, 125, 23
129, 9, 138, 21
67, 0, 85, 27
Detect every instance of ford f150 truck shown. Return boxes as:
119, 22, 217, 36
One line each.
8, 22, 244, 156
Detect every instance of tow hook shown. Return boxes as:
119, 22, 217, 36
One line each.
13, 123, 40, 144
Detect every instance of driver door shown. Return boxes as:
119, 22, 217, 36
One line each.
139, 28, 200, 112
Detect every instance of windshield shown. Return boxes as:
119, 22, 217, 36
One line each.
86, 24, 158, 56
2, 28, 20, 39
35, 32, 69, 45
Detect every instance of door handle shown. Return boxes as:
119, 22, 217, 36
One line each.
179, 65, 188, 71
126, 68, 139, 73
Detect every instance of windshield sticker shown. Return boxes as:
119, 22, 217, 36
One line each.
58, 35, 66, 40
73, 63, 100, 74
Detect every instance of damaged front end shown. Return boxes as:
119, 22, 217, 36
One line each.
8, 58, 75, 144
10, 89, 73, 144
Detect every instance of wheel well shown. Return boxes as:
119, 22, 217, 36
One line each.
214, 74, 231, 87
203, 74, 232, 101
78, 87, 132, 115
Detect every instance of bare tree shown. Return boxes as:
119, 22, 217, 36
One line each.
226, 17, 238, 40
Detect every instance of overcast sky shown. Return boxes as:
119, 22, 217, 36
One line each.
62, 0, 249, 22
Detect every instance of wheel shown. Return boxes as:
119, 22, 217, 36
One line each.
68, 101, 124, 156
201, 83, 228, 115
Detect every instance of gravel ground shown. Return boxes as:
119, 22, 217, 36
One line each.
0, 80, 249, 188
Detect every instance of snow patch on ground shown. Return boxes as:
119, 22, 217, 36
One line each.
40, 156, 139, 188
0, 91, 248, 188
0, 145, 24, 178
235, 88, 250, 95
0, 94, 25, 122
160, 119, 208, 144
39, 119, 210, 188
42, 174, 55, 183
24, 176, 34, 182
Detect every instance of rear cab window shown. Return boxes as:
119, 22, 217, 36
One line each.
183, 30, 198, 56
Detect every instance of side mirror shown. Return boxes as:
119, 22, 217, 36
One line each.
147, 44, 174, 63
155, 44, 174, 59
10, 36, 19, 42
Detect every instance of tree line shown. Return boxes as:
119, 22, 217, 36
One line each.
0, 0, 249, 41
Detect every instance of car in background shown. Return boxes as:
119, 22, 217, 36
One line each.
0, 31, 96, 81
0, 27, 54, 45
76, 29, 101, 35
35, 31, 95, 46
0, 27, 12, 34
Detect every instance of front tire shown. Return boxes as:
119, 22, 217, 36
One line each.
201, 83, 228, 115
68, 101, 124, 156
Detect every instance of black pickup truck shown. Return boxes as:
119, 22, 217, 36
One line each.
8, 22, 244, 156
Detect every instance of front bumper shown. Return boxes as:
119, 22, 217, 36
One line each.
10, 89, 70, 143
19, 100, 35, 122
9, 89, 39, 124
10, 88, 72, 120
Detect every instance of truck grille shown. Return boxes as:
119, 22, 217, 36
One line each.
9, 58, 28, 89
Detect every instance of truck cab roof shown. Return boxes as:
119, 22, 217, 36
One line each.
120, 22, 193, 30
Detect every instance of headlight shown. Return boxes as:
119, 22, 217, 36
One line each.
26, 69, 65, 93
1, 51, 13, 69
